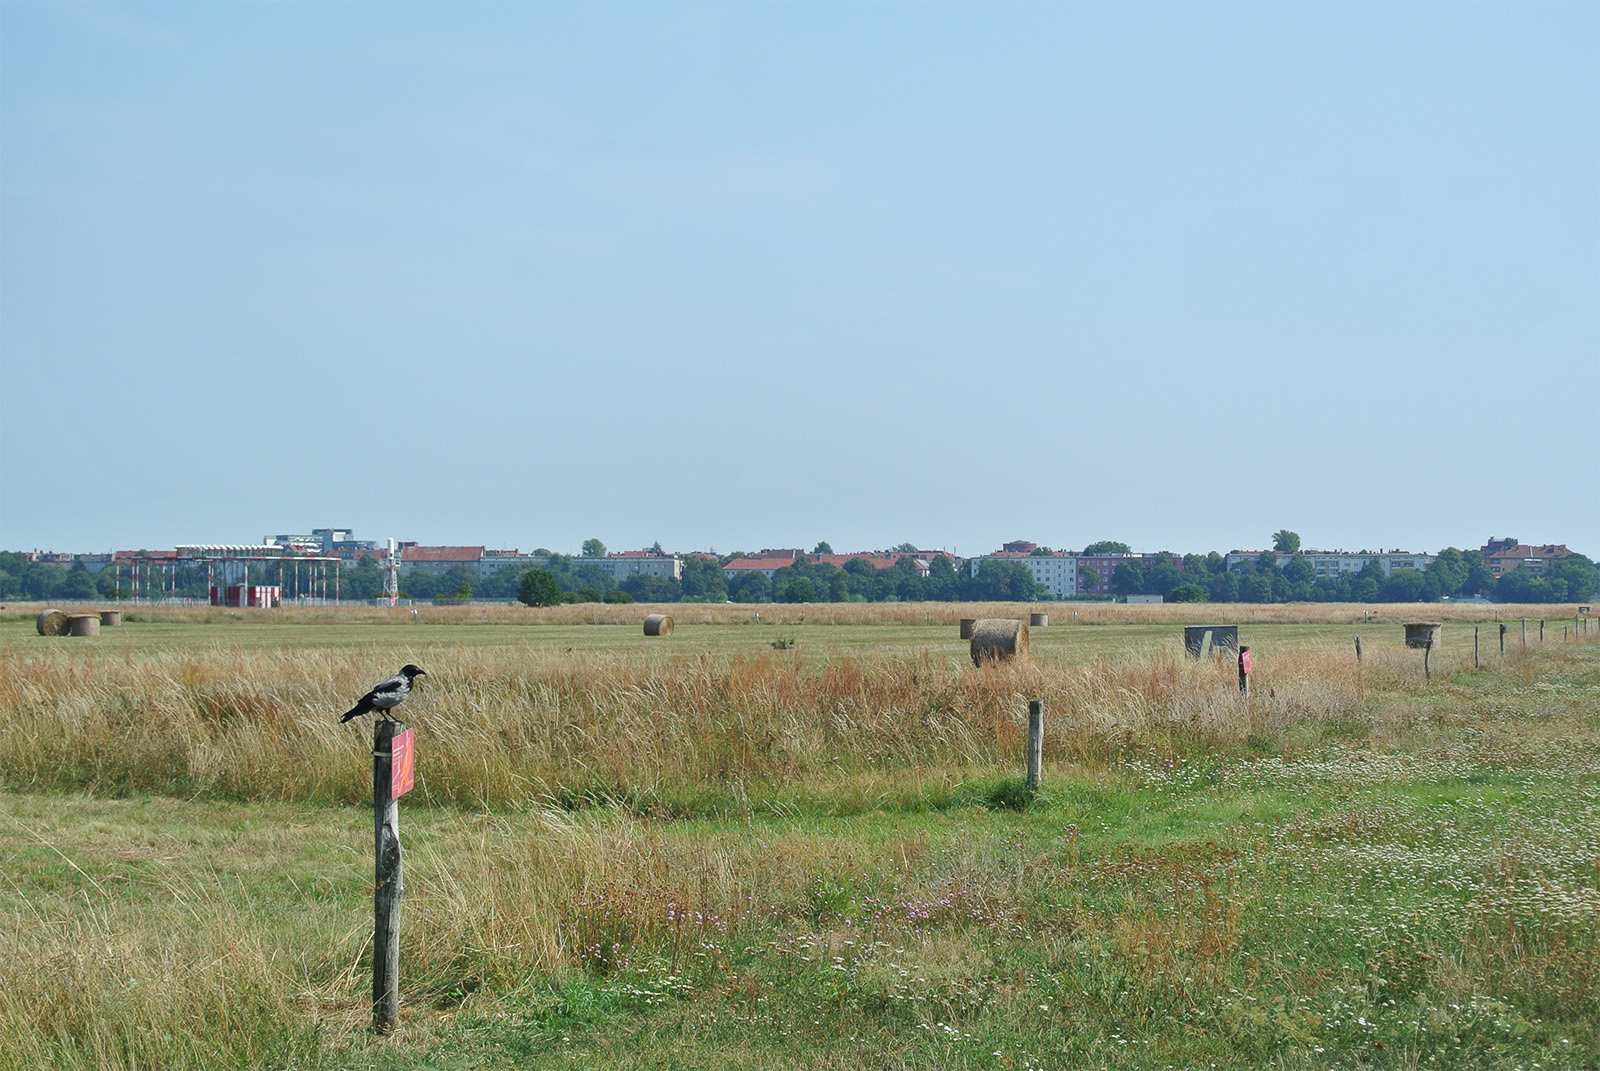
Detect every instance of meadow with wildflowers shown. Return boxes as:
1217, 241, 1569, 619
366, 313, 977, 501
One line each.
0, 604, 1595, 1069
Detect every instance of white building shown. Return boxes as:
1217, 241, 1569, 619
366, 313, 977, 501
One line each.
1226, 550, 1435, 578
575, 553, 684, 582
969, 552, 1076, 598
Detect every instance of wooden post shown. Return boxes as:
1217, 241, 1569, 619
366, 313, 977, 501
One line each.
1238, 646, 1251, 698
373, 720, 403, 1034
1499, 623, 1507, 655
1354, 637, 1362, 663
1474, 627, 1480, 670
1521, 619, 1527, 650
1423, 638, 1432, 681
1539, 620, 1544, 643
1026, 699, 1043, 792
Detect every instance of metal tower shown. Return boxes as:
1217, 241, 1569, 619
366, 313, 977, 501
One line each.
383, 537, 400, 606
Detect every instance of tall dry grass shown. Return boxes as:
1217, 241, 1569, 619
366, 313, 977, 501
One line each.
0, 634, 1454, 811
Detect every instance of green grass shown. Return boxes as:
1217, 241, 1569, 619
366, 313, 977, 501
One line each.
1, 613, 1596, 1069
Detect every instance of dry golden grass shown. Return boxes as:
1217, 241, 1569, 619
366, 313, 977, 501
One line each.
0, 626, 1456, 810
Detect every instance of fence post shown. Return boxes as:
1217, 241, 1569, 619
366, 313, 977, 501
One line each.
1499, 623, 1507, 655
1539, 620, 1544, 644
1474, 627, 1479, 670
1424, 638, 1432, 681
1521, 619, 1527, 650
1026, 699, 1043, 792
1238, 646, 1251, 698
373, 720, 403, 1034
1354, 637, 1362, 663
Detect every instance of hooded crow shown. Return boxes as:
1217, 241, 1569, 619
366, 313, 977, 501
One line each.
340, 664, 426, 723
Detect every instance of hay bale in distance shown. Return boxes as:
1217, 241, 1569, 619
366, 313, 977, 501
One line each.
36, 609, 68, 636
643, 613, 675, 637
970, 618, 1028, 666
1029, 612, 1049, 627
959, 618, 977, 639
67, 614, 100, 637
99, 610, 123, 627
1404, 623, 1442, 649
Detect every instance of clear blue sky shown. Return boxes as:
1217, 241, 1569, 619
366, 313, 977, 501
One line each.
3, 3, 1595, 557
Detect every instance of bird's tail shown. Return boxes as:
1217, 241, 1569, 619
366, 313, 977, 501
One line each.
340, 705, 365, 723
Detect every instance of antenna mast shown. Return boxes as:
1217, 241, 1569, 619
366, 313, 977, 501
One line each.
383, 538, 400, 606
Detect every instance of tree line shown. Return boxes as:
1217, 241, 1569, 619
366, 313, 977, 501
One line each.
3, 540, 1595, 606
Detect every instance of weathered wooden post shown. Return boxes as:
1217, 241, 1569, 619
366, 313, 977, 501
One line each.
1354, 637, 1362, 663
1238, 646, 1251, 698
1521, 619, 1527, 650
1539, 620, 1544, 644
1423, 638, 1432, 681
373, 720, 415, 1033
1026, 699, 1043, 792
1474, 627, 1480, 670
1499, 623, 1507, 655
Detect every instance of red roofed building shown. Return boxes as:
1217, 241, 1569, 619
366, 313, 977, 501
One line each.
400, 546, 485, 575
1481, 540, 1572, 579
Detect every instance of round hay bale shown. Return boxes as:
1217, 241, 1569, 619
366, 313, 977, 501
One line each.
643, 613, 674, 637
970, 618, 1028, 666
67, 614, 100, 637
36, 609, 68, 636
99, 610, 123, 627
959, 618, 976, 639
1029, 612, 1049, 627
1404, 622, 1442, 649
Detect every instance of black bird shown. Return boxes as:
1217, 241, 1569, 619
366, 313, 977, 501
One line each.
340, 664, 426, 724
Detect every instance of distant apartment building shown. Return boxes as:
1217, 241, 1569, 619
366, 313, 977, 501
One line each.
1226, 549, 1435, 577
265, 528, 380, 560
1072, 554, 1136, 597
970, 551, 1078, 598
399, 545, 485, 576
723, 550, 946, 582
1480, 539, 1572, 579
399, 545, 541, 579
576, 552, 684, 583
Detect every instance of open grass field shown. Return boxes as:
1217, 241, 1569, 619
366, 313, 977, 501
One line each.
1, 602, 1596, 1070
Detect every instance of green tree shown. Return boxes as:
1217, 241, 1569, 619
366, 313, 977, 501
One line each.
1425, 548, 1470, 599
581, 538, 606, 558
729, 571, 771, 603
1272, 530, 1301, 553
1029, 546, 1055, 556
1077, 565, 1100, 592
1281, 555, 1316, 587
1082, 540, 1131, 555
963, 559, 1045, 601
681, 556, 729, 601
437, 565, 477, 599
812, 541, 833, 555
891, 542, 919, 554
1146, 556, 1182, 597
1169, 583, 1208, 603
924, 555, 960, 601
1379, 568, 1426, 602
620, 574, 681, 602
61, 563, 98, 600
517, 568, 563, 607
604, 589, 634, 603
1112, 560, 1146, 596
1546, 554, 1599, 602
343, 553, 386, 601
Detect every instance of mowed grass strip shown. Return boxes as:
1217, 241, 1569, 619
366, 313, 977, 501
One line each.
0, 615, 1595, 1069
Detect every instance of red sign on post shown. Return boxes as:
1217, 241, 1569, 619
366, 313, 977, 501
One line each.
390, 728, 415, 800
1240, 651, 1252, 674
